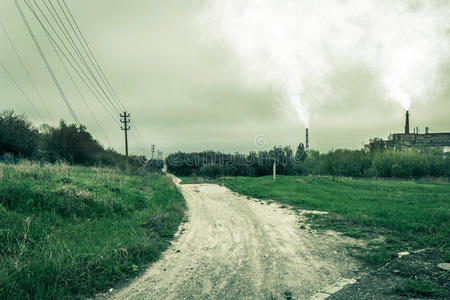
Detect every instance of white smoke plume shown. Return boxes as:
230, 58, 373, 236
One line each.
199, 0, 450, 126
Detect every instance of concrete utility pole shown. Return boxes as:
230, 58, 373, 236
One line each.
120, 112, 130, 169
150, 144, 155, 160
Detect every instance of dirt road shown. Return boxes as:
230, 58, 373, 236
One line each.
111, 177, 361, 299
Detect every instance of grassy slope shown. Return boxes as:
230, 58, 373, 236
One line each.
0, 162, 185, 299
217, 175, 450, 298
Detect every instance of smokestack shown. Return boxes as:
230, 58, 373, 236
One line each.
305, 128, 309, 150
405, 111, 410, 134
425, 127, 429, 134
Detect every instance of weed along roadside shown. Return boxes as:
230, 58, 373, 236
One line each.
215, 175, 450, 299
0, 161, 186, 299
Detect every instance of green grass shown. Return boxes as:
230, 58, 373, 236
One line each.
217, 176, 450, 264
0, 161, 185, 299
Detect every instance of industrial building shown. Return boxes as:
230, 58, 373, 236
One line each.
367, 111, 450, 152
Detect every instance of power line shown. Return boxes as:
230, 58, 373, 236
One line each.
128, 132, 148, 153
47, 33, 112, 147
27, 0, 148, 155
23, 0, 116, 116
130, 123, 147, 148
130, 122, 148, 148
37, 0, 121, 139
60, 0, 126, 112
22, 0, 119, 125
14, 0, 79, 124
59, 0, 150, 154
18, 0, 148, 156
55, 0, 123, 111
0, 20, 54, 123
40, 0, 123, 115
24, 0, 120, 118
60, 0, 151, 153
0, 61, 45, 123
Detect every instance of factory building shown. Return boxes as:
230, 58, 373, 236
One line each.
366, 111, 450, 152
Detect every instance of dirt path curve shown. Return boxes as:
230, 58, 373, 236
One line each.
111, 176, 361, 300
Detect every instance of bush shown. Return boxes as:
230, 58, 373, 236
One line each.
368, 151, 449, 178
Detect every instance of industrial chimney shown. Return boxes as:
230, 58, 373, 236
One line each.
405, 111, 410, 134
305, 128, 309, 150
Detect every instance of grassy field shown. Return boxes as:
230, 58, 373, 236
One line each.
216, 175, 450, 298
0, 162, 185, 299
217, 176, 449, 259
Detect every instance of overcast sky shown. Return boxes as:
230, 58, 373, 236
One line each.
1, 0, 449, 156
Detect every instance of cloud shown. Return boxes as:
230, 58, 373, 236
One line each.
1, 0, 449, 154
199, 0, 450, 124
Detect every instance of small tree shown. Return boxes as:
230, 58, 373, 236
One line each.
293, 143, 307, 174
368, 137, 386, 153
0, 110, 38, 158
43, 120, 103, 165
295, 143, 307, 162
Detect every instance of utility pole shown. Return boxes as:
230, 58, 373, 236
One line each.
150, 144, 155, 160
120, 112, 130, 170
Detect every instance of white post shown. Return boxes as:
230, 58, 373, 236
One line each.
273, 160, 276, 181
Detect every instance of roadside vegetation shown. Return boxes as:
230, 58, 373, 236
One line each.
0, 110, 163, 172
216, 175, 449, 298
167, 144, 449, 179
0, 161, 185, 299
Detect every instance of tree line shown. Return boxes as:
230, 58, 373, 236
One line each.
166, 141, 449, 179
0, 110, 162, 172
3, 109, 448, 178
